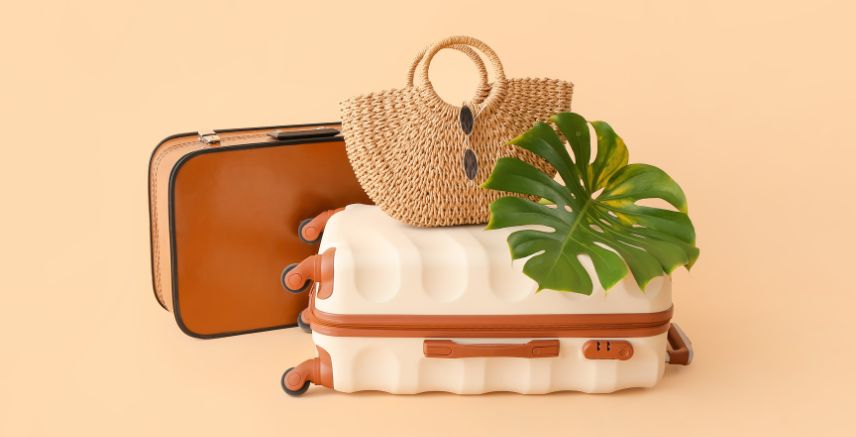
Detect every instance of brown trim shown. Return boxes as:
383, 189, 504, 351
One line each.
424, 339, 560, 358
304, 305, 673, 339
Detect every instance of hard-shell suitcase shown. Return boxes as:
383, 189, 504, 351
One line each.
281, 205, 692, 395
148, 122, 371, 338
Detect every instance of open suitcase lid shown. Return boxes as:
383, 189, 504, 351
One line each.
148, 122, 371, 338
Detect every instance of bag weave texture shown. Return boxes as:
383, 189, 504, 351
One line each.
340, 36, 573, 227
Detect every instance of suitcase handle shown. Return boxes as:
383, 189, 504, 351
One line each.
267, 127, 340, 141
423, 339, 559, 359
666, 323, 693, 365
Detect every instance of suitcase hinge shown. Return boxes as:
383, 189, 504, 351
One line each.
198, 129, 221, 146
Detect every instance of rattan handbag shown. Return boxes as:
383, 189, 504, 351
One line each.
340, 35, 574, 227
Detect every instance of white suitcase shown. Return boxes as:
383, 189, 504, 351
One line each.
281, 204, 692, 396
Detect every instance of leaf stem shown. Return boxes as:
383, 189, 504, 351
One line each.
567, 199, 593, 238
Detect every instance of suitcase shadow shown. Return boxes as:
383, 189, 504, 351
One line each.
303, 385, 659, 398
299, 365, 691, 398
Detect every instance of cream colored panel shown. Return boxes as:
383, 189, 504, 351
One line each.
316, 204, 672, 315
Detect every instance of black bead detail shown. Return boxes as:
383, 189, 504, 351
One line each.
459, 105, 474, 135
463, 148, 478, 181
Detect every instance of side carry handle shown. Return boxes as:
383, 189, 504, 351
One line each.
666, 323, 693, 365
268, 127, 340, 141
424, 340, 559, 359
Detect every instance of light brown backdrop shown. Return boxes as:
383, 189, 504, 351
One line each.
1, 1, 853, 436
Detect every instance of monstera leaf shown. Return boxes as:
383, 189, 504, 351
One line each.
482, 112, 699, 294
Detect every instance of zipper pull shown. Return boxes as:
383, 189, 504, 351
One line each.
198, 129, 221, 146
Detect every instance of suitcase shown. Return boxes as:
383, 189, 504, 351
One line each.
148, 122, 371, 338
280, 204, 692, 395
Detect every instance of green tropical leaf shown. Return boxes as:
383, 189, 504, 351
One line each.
482, 112, 699, 294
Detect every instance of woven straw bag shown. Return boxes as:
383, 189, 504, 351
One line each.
340, 36, 574, 227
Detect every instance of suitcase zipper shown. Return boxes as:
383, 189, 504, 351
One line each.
197, 127, 340, 147
304, 300, 673, 339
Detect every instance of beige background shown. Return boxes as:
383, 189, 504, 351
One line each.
1, 0, 854, 435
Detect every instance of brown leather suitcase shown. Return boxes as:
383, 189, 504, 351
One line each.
148, 122, 371, 338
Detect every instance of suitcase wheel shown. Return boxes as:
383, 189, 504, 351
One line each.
297, 310, 312, 334
281, 367, 310, 396
297, 218, 322, 244
281, 263, 312, 293
297, 208, 345, 245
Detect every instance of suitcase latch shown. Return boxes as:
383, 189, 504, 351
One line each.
198, 129, 221, 145
582, 340, 634, 360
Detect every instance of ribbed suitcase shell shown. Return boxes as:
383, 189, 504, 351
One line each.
286, 205, 687, 395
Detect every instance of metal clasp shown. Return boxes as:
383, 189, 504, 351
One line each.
198, 129, 221, 145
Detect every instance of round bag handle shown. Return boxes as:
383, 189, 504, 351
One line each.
407, 44, 491, 105
417, 36, 507, 110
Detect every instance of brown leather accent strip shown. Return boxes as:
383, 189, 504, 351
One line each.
424, 339, 560, 358
305, 306, 673, 338
582, 340, 634, 360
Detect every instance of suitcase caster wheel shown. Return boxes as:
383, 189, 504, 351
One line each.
297, 311, 312, 334
281, 263, 311, 293
297, 218, 322, 244
281, 367, 310, 396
